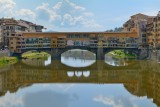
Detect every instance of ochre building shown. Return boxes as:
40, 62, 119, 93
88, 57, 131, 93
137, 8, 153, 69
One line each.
9, 31, 138, 53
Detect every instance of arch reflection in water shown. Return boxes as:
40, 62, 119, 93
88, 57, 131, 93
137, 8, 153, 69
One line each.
75, 71, 82, 77
44, 56, 51, 66
61, 49, 96, 67
83, 71, 90, 77
22, 56, 51, 67
105, 54, 131, 66
67, 71, 75, 77
67, 71, 90, 78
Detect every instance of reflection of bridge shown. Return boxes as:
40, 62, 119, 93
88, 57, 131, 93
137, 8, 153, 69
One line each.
0, 60, 140, 92
9, 32, 148, 59
0, 61, 160, 106
21, 59, 139, 71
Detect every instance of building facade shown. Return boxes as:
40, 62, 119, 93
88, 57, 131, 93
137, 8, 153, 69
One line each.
123, 11, 160, 50
9, 32, 138, 53
123, 13, 150, 49
0, 18, 44, 49
147, 12, 160, 49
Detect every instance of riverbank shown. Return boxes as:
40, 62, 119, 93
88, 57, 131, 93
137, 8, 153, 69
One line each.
22, 51, 50, 59
108, 50, 136, 59
0, 57, 18, 67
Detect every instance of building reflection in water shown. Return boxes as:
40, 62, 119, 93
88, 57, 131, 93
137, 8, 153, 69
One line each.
0, 51, 160, 107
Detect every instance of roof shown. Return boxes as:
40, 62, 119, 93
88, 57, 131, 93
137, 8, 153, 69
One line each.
131, 13, 149, 18
22, 31, 138, 38
23, 31, 136, 34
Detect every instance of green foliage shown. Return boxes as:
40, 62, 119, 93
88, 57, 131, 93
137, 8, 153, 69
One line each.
22, 51, 50, 59
106, 27, 123, 32
108, 50, 136, 59
0, 57, 18, 67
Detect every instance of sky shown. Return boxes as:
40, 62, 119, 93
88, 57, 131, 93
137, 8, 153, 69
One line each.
0, 0, 160, 32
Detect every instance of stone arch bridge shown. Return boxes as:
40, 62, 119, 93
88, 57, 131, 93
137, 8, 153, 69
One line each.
12, 46, 146, 60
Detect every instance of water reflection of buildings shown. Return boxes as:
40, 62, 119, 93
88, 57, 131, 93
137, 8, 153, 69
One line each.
0, 60, 160, 106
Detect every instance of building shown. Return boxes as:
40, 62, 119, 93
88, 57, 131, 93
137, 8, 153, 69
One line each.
147, 12, 160, 49
123, 13, 151, 49
146, 17, 155, 49
9, 32, 138, 53
3, 12, 160, 52
0, 18, 17, 49
0, 18, 44, 49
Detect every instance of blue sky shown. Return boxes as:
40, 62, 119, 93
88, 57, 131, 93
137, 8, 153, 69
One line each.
0, 0, 160, 31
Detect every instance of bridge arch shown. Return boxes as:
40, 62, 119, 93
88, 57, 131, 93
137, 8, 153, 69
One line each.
11, 47, 147, 60
13, 48, 52, 59
61, 49, 96, 57
61, 48, 96, 67
103, 48, 140, 58
104, 48, 148, 60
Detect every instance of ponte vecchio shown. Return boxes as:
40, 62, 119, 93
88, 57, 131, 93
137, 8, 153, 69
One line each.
9, 31, 146, 59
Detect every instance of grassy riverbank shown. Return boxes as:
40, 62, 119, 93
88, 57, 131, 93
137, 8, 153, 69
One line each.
0, 57, 18, 67
108, 50, 136, 59
22, 51, 50, 59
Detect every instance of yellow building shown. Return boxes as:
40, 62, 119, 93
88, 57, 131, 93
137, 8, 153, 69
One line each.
9, 32, 138, 53
147, 12, 160, 49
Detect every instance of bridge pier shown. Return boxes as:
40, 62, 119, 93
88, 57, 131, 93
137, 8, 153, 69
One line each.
131, 49, 147, 60
96, 48, 105, 60
50, 48, 65, 60
10, 53, 22, 59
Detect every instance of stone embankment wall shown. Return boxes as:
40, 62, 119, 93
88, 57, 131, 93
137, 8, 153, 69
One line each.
149, 50, 160, 62
139, 49, 148, 59
0, 50, 10, 57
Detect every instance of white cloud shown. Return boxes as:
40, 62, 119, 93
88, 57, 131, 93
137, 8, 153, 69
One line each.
64, 0, 86, 11
16, 9, 36, 20
0, 89, 77, 107
0, 0, 103, 31
93, 95, 138, 107
93, 95, 123, 107
0, 92, 23, 107
83, 12, 94, 17
0, 0, 16, 14
61, 14, 84, 26
36, 3, 61, 22
36, 0, 102, 29
53, 2, 62, 10
0, 0, 36, 21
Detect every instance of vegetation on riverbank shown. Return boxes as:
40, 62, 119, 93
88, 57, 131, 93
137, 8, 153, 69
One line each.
22, 51, 50, 59
0, 57, 18, 67
108, 50, 136, 59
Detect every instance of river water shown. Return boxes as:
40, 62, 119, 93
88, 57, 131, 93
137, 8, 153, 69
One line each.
0, 50, 159, 107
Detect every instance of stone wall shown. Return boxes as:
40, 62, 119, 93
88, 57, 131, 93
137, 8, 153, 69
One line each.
149, 50, 160, 62
139, 49, 148, 59
0, 50, 9, 57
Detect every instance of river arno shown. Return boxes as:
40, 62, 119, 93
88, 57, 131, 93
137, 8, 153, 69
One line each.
0, 50, 159, 107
